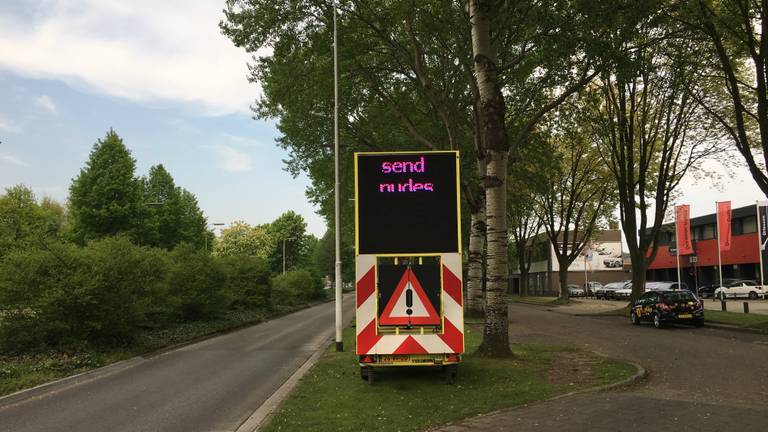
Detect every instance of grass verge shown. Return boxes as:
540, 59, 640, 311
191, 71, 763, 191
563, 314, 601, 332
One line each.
262, 326, 637, 432
0, 303, 312, 397
704, 310, 768, 330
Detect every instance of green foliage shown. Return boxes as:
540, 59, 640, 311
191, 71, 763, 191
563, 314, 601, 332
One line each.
0, 185, 63, 257
0, 238, 168, 352
218, 255, 272, 309
68, 130, 144, 244
271, 269, 325, 305
140, 164, 211, 250
266, 211, 311, 273
213, 221, 274, 258
167, 244, 231, 321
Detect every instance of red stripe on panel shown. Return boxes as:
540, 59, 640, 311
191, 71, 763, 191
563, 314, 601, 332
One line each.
356, 319, 382, 355
439, 318, 464, 354
356, 266, 376, 307
442, 265, 462, 306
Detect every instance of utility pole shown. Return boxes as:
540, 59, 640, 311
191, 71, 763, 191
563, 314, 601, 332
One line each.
333, 1, 343, 352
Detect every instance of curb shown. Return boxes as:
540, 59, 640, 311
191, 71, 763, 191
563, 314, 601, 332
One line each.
703, 322, 768, 335
234, 334, 333, 432
426, 360, 646, 432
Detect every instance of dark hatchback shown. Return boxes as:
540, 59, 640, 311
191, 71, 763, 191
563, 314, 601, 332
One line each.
630, 290, 704, 328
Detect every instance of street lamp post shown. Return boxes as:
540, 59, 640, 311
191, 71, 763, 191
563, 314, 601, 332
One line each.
333, 1, 343, 352
282, 237, 296, 274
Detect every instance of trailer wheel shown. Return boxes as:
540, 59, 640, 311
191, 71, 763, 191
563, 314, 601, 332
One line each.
360, 367, 369, 381
444, 365, 457, 385
367, 367, 375, 385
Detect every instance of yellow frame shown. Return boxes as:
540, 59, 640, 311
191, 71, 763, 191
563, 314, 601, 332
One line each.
353, 150, 462, 257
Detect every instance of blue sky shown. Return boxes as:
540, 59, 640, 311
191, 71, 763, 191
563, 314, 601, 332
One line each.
0, 0, 765, 241
0, 0, 327, 236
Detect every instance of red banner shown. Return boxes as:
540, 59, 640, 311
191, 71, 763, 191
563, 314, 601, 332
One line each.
717, 201, 732, 252
675, 205, 694, 255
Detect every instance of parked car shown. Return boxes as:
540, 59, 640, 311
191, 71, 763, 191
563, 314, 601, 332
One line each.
645, 281, 688, 292
603, 257, 623, 268
596, 281, 629, 300
630, 290, 704, 328
567, 284, 586, 297
697, 279, 741, 298
583, 281, 603, 296
714, 280, 767, 300
613, 282, 632, 300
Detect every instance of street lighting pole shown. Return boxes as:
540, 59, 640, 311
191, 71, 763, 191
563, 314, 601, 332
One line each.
333, 1, 343, 352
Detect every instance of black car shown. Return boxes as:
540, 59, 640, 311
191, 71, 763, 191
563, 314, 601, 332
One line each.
630, 290, 704, 328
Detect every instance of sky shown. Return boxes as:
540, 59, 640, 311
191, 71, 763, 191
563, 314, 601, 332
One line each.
0, 0, 765, 242
0, 0, 327, 237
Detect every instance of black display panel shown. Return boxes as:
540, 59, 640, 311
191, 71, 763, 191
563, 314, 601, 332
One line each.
356, 152, 460, 254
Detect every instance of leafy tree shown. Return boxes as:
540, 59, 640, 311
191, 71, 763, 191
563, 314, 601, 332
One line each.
266, 211, 311, 274
536, 103, 616, 302
213, 221, 274, 258
68, 130, 143, 243
674, 0, 768, 198
140, 164, 211, 250
588, 17, 723, 301
0, 185, 62, 257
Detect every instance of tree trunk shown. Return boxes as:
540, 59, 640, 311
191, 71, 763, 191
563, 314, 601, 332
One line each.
471, 0, 511, 357
629, 249, 647, 303
519, 266, 529, 297
558, 261, 570, 303
465, 200, 486, 317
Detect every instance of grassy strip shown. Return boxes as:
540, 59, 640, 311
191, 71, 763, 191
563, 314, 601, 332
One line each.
508, 295, 558, 305
704, 310, 768, 330
0, 303, 311, 397
262, 326, 637, 432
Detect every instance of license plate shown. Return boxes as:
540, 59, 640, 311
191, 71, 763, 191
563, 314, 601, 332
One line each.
678, 313, 692, 319
380, 355, 410, 363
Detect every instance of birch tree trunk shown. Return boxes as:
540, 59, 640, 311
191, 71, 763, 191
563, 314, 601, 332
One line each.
471, 0, 511, 357
465, 159, 486, 317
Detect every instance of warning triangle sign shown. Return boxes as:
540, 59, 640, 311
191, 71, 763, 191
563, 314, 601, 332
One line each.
379, 268, 440, 326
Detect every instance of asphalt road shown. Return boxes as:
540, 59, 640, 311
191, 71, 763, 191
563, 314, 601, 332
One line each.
436, 302, 768, 432
0, 294, 355, 432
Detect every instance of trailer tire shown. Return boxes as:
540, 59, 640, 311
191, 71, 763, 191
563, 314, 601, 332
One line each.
360, 367, 369, 381
367, 367, 375, 385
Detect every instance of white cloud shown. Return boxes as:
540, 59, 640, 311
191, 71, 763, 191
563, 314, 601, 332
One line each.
0, 0, 266, 115
34, 94, 57, 114
213, 145, 252, 172
0, 114, 21, 133
0, 153, 29, 167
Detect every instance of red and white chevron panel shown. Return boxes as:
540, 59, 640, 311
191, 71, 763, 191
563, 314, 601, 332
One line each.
356, 253, 464, 355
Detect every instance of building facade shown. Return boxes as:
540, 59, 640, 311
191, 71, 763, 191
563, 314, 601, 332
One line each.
510, 229, 631, 296
646, 204, 762, 288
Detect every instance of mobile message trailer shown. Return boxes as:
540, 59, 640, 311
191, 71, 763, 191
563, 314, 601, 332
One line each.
354, 151, 464, 384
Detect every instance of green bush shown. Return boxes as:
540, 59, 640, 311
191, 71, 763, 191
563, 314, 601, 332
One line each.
218, 255, 271, 309
167, 244, 230, 320
0, 237, 168, 352
271, 269, 325, 306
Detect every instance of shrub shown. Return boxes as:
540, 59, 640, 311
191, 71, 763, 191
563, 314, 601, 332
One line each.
271, 270, 325, 306
217, 255, 271, 310
167, 244, 230, 320
0, 237, 168, 352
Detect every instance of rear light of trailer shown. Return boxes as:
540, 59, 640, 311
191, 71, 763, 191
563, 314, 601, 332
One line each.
359, 355, 375, 364
446, 354, 459, 363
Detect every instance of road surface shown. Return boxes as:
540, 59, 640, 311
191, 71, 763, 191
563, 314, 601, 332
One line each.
435, 302, 768, 432
0, 294, 355, 432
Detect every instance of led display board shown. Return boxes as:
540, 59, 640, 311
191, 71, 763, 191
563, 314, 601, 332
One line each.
355, 151, 461, 255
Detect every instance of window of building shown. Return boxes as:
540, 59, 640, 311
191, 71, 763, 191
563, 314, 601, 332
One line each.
700, 224, 715, 240
742, 216, 757, 234
732, 218, 744, 235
